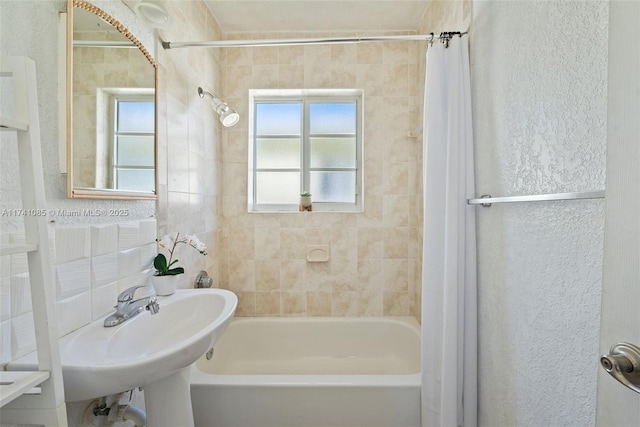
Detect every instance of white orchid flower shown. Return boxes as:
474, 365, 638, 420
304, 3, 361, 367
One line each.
154, 232, 208, 275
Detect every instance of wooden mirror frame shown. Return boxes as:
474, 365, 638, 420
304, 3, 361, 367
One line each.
66, 0, 158, 200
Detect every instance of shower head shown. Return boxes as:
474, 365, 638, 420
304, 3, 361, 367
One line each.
198, 87, 240, 127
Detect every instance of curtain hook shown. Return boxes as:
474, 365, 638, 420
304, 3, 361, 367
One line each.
429, 32, 434, 47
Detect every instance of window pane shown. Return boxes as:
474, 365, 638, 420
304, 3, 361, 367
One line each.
309, 103, 356, 135
310, 137, 356, 168
116, 135, 154, 166
310, 171, 356, 203
117, 101, 155, 132
256, 138, 301, 169
116, 169, 155, 192
256, 103, 301, 135
256, 172, 300, 204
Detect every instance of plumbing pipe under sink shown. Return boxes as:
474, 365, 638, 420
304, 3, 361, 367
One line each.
110, 404, 146, 426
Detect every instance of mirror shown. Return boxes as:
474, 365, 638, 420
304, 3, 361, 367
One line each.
66, 0, 157, 199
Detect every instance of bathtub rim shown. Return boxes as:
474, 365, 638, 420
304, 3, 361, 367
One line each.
190, 315, 421, 386
190, 370, 421, 387
207, 315, 421, 329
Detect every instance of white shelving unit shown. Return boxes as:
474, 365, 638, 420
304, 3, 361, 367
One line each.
0, 55, 68, 426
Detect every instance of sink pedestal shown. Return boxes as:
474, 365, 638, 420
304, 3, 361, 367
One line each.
144, 367, 194, 427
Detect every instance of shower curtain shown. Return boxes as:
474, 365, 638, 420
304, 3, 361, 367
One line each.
421, 34, 477, 427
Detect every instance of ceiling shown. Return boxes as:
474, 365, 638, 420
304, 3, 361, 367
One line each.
203, 0, 432, 33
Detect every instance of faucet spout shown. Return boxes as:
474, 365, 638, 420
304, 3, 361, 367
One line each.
104, 285, 160, 327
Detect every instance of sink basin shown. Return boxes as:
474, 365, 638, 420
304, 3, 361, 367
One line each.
10, 288, 237, 403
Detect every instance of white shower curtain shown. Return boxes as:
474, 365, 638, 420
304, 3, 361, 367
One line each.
421, 34, 477, 427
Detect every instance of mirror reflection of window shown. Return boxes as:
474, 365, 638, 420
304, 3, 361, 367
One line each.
69, 5, 157, 198
112, 97, 155, 191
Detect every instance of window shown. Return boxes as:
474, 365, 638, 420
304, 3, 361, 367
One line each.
248, 89, 363, 212
111, 95, 155, 192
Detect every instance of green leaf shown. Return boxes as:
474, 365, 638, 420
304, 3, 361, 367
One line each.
165, 267, 184, 275
153, 253, 168, 273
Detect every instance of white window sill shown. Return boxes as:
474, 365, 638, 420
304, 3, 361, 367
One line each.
248, 203, 362, 213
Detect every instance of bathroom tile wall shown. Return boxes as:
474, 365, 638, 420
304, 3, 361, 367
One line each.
154, 0, 225, 288
220, 31, 422, 317
0, 219, 157, 364
217, 2, 470, 320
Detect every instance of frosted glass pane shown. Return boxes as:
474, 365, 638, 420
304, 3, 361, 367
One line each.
117, 101, 155, 132
310, 171, 356, 203
116, 135, 154, 166
256, 172, 300, 204
309, 103, 356, 134
256, 138, 301, 169
310, 137, 356, 168
256, 103, 301, 135
116, 169, 155, 192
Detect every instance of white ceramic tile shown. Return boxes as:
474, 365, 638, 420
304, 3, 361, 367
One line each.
56, 292, 91, 337
140, 243, 157, 271
118, 273, 153, 297
167, 144, 190, 193
9, 233, 26, 246
11, 311, 36, 359
55, 226, 90, 264
91, 253, 118, 288
91, 224, 118, 256
10, 273, 31, 315
118, 247, 141, 279
10, 252, 28, 276
56, 258, 91, 300
0, 276, 10, 321
138, 218, 157, 246
0, 319, 11, 364
118, 222, 140, 250
91, 282, 118, 321
47, 226, 56, 266
0, 255, 10, 277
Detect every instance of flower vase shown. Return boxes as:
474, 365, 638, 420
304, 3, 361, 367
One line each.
151, 274, 179, 296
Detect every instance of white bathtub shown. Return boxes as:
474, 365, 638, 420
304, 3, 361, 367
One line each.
190, 317, 421, 427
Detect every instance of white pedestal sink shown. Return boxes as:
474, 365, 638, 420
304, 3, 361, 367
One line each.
9, 288, 237, 426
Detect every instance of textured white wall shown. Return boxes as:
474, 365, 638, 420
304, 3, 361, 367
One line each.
471, 1, 607, 426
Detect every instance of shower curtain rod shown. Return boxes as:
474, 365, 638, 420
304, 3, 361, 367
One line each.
161, 32, 467, 49
467, 190, 605, 207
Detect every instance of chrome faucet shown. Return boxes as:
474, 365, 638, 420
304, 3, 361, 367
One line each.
104, 285, 160, 327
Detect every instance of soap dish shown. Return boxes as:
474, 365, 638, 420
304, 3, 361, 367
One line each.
306, 245, 330, 262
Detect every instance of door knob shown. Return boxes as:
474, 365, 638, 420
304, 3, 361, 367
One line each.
600, 342, 640, 394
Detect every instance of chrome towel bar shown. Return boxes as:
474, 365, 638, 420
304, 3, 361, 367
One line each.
468, 190, 605, 207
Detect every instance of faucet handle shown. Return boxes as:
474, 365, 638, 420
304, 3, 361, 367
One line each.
146, 296, 160, 315
117, 284, 148, 303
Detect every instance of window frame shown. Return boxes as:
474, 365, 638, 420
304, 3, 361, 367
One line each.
248, 89, 364, 213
